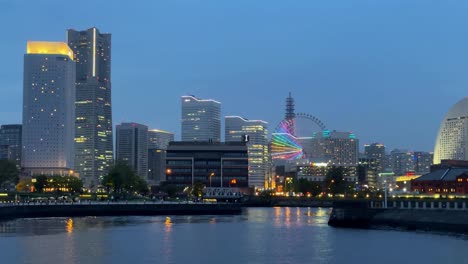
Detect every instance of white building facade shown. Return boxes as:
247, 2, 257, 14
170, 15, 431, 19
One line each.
181, 95, 221, 142
434, 98, 468, 164
22, 41, 76, 176
225, 116, 268, 189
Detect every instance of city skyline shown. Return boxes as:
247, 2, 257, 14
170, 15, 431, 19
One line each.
1, 1, 468, 152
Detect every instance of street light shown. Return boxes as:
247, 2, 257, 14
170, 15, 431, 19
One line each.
209, 172, 215, 187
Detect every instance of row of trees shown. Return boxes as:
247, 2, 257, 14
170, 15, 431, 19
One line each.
282, 166, 359, 197
0, 159, 151, 195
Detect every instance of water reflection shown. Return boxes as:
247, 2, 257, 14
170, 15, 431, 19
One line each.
0, 208, 465, 264
66, 218, 73, 234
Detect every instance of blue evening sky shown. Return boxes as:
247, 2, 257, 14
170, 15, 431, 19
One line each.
1, 0, 467, 152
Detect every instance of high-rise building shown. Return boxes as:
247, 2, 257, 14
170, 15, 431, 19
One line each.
225, 116, 268, 189
67, 27, 113, 188
181, 95, 220, 142
147, 129, 174, 186
116, 123, 148, 180
22, 41, 76, 176
364, 143, 386, 172
311, 130, 359, 166
389, 149, 414, 175
413, 151, 433, 174
0, 124, 22, 166
434, 98, 468, 164
148, 129, 174, 149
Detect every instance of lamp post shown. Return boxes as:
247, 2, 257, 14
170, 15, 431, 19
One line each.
209, 172, 215, 187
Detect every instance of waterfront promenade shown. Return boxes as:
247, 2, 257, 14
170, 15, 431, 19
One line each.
0, 201, 242, 220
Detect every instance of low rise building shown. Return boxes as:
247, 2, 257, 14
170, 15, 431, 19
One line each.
165, 141, 249, 190
411, 160, 468, 195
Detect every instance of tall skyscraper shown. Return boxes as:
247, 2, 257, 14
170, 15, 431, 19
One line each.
22, 41, 76, 176
0, 125, 22, 166
434, 98, 468, 164
148, 129, 174, 149
116, 123, 148, 180
225, 116, 268, 189
364, 143, 386, 172
181, 95, 220, 142
311, 130, 359, 166
67, 27, 113, 188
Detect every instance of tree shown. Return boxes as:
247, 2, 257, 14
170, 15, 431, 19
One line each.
295, 178, 323, 197
16, 178, 32, 192
102, 161, 148, 194
191, 181, 205, 197
160, 182, 178, 197
0, 160, 19, 188
324, 166, 347, 196
33, 175, 47, 193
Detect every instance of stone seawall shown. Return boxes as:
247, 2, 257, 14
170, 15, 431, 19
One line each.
0, 203, 242, 220
329, 207, 468, 234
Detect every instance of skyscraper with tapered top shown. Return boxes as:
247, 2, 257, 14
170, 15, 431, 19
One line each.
22, 41, 76, 176
181, 95, 221, 142
67, 27, 113, 189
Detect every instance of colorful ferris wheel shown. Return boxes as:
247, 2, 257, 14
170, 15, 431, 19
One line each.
271, 112, 327, 160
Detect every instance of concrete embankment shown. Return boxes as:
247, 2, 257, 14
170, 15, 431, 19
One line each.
329, 207, 468, 234
242, 197, 334, 207
0, 203, 242, 220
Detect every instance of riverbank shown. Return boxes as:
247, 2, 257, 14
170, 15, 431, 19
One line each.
0, 202, 242, 220
328, 204, 468, 234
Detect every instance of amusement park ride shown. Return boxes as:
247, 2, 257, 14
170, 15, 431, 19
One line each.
271, 93, 327, 160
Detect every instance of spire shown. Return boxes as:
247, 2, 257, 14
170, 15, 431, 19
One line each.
285, 92, 295, 121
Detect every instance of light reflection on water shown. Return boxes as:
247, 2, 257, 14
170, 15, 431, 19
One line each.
0, 207, 466, 264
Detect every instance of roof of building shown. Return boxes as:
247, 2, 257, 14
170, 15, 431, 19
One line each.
444, 97, 468, 119
414, 168, 468, 181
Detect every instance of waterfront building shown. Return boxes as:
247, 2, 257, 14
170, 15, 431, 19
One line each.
311, 130, 359, 166
364, 143, 386, 173
165, 141, 248, 190
116, 123, 148, 180
434, 98, 468, 164
22, 41, 76, 176
181, 95, 221, 142
412, 160, 468, 195
0, 124, 22, 166
225, 116, 268, 189
67, 27, 113, 188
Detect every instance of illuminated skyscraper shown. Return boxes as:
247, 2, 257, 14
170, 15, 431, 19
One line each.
225, 116, 268, 189
181, 95, 220, 142
116, 123, 148, 180
434, 98, 468, 164
22, 41, 76, 176
67, 28, 113, 188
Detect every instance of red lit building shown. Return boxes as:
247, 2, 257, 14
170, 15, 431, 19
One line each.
411, 160, 468, 194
